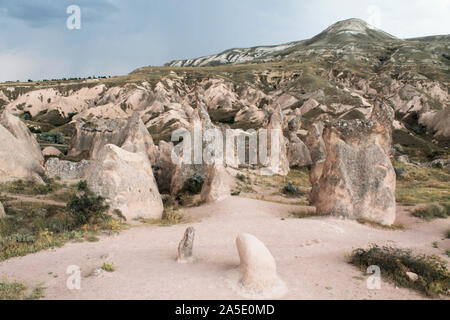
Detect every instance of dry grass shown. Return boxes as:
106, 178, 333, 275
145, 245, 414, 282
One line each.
349, 245, 450, 297
0, 280, 45, 300
394, 160, 450, 206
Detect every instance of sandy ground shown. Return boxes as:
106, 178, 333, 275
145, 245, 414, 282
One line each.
0, 197, 449, 300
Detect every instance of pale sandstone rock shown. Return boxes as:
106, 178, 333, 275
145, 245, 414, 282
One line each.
42, 146, 63, 157
0, 112, 45, 183
45, 158, 91, 180
200, 163, 234, 203
236, 233, 285, 298
177, 227, 196, 264
86, 144, 164, 221
69, 112, 158, 162
259, 106, 289, 176
0, 201, 6, 219
315, 102, 396, 225
287, 133, 312, 168
305, 122, 327, 205
0, 110, 44, 165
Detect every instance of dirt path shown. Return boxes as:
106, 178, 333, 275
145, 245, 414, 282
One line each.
0, 197, 448, 300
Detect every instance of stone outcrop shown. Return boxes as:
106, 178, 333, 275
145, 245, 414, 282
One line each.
68, 112, 157, 162
42, 146, 63, 157
0, 112, 45, 183
287, 132, 312, 168
305, 122, 327, 205
153, 141, 176, 194
177, 227, 196, 264
259, 106, 289, 176
0, 201, 6, 219
235, 233, 285, 297
200, 163, 234, 203
0, 111, 44, 165
45, 158, 91, 180
314, 102, 396, 225
85, 144, 164, 221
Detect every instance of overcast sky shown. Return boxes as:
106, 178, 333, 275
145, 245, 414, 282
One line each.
0, 0, 448, 82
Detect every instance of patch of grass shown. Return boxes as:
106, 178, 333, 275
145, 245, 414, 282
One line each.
394, 160, 450, 206
349, 245, 450, 297
101, 263, 115, 272
356, 218, 405, 230
282, 183, 303, 197
0, 280, 45, 300
0, 179, 56, 196
289, 209, 322, 219
0, 183, 120, 262
412, 203, 449, 221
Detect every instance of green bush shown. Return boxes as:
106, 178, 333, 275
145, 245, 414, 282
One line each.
66, 182, 109, 227
282, 183, 302, 196
413, 203, 448, 221
182, 174, 205, 195
349, 245, 449, 297
37, 132, 65, 145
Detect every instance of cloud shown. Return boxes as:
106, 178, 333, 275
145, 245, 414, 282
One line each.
0, 0, 118, 28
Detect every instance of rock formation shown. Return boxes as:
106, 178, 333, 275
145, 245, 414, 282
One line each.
0, 201, 6, 219
0, 112, 45, 183
235, 233, 285, 298
85, 144, 164, 221
68, 112, 157, 162
314, 101, 396, 225
305, 122, 327, 205
259, 106, 289, 176
45, 158, 91, 180
287, 132, 312, 168
0, 110, 44, 165
42, 146, 63, 157
200, 163, 234, 203
177, 227, 196, 264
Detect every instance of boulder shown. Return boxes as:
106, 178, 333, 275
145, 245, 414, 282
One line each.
287, 133, 312, 168
305, 122, 327, 205
68, 112, 158, 162
177, 227, 196, 264
153, 141, 176, 194
200, 163, 234, 203
45, 158, 91, 180
259, 106, 289, 176
236, 233, 282, 294
42, 146, 63, 157
0, 113, 45, 183
314, 102, 396, 226
0, 111, 44, 165
0, 201, 6, 219
86, 144, 164, 221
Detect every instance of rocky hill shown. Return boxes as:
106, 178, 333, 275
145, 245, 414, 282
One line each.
0, 18, 448, 166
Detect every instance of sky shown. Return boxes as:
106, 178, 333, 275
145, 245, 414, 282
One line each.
0, 0, 449, 82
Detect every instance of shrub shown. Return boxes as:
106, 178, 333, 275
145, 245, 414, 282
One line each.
101, 263, 115, 272
413, 203, 448, 221
66, 185, 109, 228
236, 174, 246, 182
37, 132, 65, 145
182, 174, 204, 195
349, 245, 449, 297
394, 167, 405, 178
282, 183, 302, 196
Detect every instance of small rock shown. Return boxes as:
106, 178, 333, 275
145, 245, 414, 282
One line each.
406, 272, 419, 282
177, 227, 195, 264
42, 146, 62, 157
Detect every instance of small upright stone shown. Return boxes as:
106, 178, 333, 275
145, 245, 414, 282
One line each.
177, 227, 196, 264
